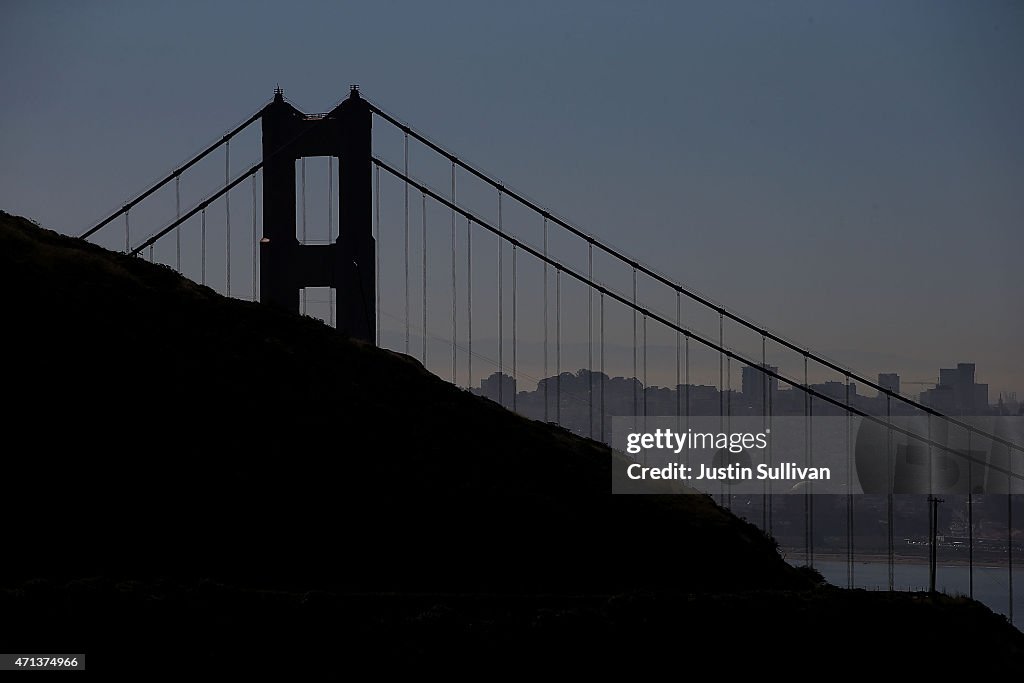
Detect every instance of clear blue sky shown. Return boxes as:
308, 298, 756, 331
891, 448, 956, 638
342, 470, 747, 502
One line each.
1, 1, 1021, 395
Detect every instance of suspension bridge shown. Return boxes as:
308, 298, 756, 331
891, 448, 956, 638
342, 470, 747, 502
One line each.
80, 86, 1022, 625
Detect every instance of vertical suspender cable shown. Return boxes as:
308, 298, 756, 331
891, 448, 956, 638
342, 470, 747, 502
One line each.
301, 158, 307, 314
225, 141, 231, 296
497, 191, 503, 407
588, 243, 593, 438
375, 164, 381, 346
808, 360, 814, 565
676, 293, 682, 430
543, 218, 549, 422
642, 314, 648, 424
1009, 471, 1014, 625
450, 163, 456, 383
175, 175, 181, 272
600, 291, 606, 442
201, 208, 206, 285
685, 329, 691, 470
404, 132, 410, 354
329, 158, 335, 325
556, 268, 561, 426
719, 313, 725, 506
422, 192, 427, 364
512, 241, 517, 412
968, 431, 974, 598
632, 268, 638, 419
846, 374, 854, 589
804, 354, 811, 565
124, 210, 130, 254
726, 354, 731, 510
252, 172, 258, 302
762, 336, 769, 531
887, 395, 894, 591
226, 140, 231, 297
467, 216, 473, 388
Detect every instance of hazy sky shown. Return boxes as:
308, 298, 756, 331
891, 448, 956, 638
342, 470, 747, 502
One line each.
1, 1, 1021, 395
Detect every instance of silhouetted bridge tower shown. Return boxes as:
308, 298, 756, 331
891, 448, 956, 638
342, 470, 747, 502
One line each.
260, 87, 374, 342
79, 86, 1022, 626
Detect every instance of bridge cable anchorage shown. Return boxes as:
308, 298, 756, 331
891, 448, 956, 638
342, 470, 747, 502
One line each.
467, 216, 473, 388
543, 217, 549, 422
422, 191, 427, 365
404, 132, 410, 355
599, 291, 605, 442
201, 208, 207, 285
375, 164, 381, 346
175, 175, 181, 272
588, 242, 593, 438
366, 103, 1024, 458
81, 107, 263, 240
371, 157, 1024, 479
328, 158, 334, 324
225, 139, 231, 298
512, 239, 517, 413
497, 190, 503, 407
301, 158, 307, 314
450, 162, 457, 383
252, 171, 258, 302
556, 267, 561, 426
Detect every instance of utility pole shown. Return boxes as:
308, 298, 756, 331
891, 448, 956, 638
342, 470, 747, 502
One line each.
928, 495, 944, 594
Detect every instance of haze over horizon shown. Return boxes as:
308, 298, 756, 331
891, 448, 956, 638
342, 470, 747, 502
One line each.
1, 1, 1020, 395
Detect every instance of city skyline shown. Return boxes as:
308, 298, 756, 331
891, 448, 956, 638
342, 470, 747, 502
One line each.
2, 1, 1021, 397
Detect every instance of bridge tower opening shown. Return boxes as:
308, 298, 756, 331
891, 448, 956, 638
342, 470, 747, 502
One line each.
260, 86, 375, 343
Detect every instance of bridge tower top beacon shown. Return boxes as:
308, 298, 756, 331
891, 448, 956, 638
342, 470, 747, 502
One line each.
260, 86, 375, 344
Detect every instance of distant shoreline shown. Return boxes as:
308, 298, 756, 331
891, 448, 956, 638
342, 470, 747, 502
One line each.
781, 550, 1017, 569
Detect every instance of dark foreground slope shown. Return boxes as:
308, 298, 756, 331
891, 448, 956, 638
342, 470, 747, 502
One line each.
1, 211, 1021, 673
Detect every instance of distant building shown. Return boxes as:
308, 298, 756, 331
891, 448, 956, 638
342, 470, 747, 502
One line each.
878, 373, 900, 396
921, 362, 989, 415
476, 372, 517, 407
742, 363, 778, 412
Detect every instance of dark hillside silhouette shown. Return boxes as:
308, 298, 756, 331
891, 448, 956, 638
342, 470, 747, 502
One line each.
1, 210, 1022, 673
